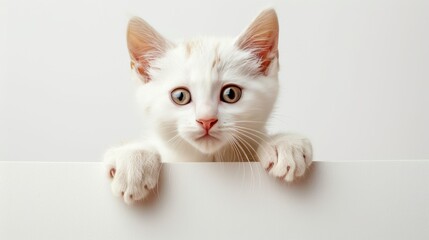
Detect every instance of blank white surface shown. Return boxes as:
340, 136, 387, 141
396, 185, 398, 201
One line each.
1, 0, 429, 162
0, 161, 428, 240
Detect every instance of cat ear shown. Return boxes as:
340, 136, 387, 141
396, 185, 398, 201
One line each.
236, 9, 279, 75
127, 17, 172, 83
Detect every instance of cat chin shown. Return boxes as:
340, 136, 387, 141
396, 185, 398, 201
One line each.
187, 136, 226, 154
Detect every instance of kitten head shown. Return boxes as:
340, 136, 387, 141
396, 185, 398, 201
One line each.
128, 9, 280, 154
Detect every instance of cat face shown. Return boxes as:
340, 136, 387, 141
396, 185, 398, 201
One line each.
129, 9, 280, 154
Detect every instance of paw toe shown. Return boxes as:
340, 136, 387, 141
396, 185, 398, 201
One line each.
123, 187, 149, 205
111, 182, 127, 197
293, 150, 307, 177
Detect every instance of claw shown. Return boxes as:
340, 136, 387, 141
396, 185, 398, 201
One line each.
265, 162, 274, 172
109, 168, 116, 178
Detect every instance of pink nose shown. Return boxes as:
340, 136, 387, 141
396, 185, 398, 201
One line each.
196, 118, 218, 131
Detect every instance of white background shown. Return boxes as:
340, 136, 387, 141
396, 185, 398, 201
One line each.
1, 0, 428, 162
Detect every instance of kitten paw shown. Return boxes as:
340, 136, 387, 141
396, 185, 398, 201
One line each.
104, 145, 161, 204
258, 134, 313, 182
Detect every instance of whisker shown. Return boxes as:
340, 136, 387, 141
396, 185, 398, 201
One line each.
229, 132, 259, 186
233, 126, 272, 144
229, 133, 253, 183
225, 127, 272, 165
225, 133, 246, 178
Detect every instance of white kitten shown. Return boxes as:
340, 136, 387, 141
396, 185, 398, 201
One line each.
104, 9, 313, 204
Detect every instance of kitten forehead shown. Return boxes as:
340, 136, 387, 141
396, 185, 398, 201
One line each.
183, 38, 221, 62
181, 38, 225, 83
185, 39, 220, 68
176, 37, 260, 84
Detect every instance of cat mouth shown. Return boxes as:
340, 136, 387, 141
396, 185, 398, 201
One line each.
192, 132, 225, 153
195, 133, 218, 141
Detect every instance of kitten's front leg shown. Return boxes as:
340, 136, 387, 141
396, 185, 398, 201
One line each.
104, 143, 161, 204
258, 134, 313, 182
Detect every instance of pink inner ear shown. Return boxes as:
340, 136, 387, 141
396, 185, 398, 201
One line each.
256, 39, 276, 74
127, 17, 171, 83
131, 59, 151, 82
236, 9, 279, 75
128, 33, 156, 82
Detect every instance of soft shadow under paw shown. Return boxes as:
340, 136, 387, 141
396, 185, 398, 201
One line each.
131, 166, 165, 208
274, 163, 316, 188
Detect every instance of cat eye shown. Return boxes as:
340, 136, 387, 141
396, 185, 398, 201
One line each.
171, 88, 191, 105
221, 85, 242, 103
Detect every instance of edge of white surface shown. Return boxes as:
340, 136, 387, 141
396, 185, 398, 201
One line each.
1, 161, 428, 240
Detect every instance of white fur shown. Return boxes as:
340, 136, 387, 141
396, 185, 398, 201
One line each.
105, 9, 313, 204
104, 143, 161, 204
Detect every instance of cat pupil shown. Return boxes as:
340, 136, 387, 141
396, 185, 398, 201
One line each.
176, 92, 184, 101
226, 88, 235, 99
